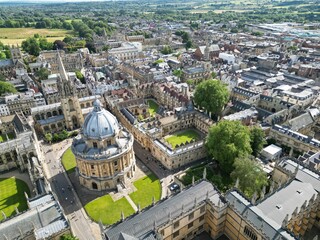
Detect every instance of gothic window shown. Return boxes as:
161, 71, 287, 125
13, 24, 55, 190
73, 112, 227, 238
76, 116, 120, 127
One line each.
68, 99, 75, 111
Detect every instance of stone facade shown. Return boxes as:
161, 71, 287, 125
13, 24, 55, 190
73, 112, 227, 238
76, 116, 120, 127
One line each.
39, 50, 83, 73
109, 97, 213, 170
0, 112, 37, 172
72, 100, 136, 191
105, 159, 320, 240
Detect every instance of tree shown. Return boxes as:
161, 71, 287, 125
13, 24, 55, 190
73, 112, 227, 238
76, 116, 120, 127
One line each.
53, 40, 67, 50
161, 45, 173, 55
75, 70, 85, 84
21, 37, 41, 56
60, 234, 79, 240
45, 133, 52, 143
35, 68, 50, 81
193, 79, 229, 116
0, 52, 6, 59
211, 71, 217, 79
173, 69, 182, 78
0, 81, 17, 95
206, 120, 252, 174
231, 156, 268, 197
185, 40, 192, 49
250, 127, 267, 157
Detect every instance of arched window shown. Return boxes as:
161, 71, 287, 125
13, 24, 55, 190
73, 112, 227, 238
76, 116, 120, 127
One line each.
92, 182, 98, 189
68, 99, 75, 111
93, 142, 97, 148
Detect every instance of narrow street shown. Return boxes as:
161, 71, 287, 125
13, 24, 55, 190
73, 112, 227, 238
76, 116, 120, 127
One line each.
40, 140, 101, 240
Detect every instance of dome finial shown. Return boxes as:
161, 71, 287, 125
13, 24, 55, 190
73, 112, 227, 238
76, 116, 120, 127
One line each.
93, 99, 102, 112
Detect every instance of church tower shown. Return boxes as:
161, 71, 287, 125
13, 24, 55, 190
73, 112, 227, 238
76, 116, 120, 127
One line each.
10, 45, 22, 61
56, 52, 84, 130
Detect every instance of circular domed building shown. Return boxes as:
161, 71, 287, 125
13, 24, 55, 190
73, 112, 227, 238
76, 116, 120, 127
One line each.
71, 99, 136, 191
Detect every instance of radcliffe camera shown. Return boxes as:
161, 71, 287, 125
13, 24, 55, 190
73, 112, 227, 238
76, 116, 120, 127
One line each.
0, 0, 319, 240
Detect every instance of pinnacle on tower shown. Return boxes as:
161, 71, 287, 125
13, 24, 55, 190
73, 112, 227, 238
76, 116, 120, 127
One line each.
57, 51, 68, 81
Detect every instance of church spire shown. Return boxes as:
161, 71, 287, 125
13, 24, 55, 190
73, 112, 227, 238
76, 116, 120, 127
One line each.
57, 51, 68, 81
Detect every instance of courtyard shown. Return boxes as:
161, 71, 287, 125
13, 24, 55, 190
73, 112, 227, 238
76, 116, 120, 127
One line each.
164, 128, 201, 149
61, 148, 76, 174
147, 99, 159, 117
0, 177, 30, 221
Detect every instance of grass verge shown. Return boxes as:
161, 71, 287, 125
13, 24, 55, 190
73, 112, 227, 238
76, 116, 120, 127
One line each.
61, 148, 76, 174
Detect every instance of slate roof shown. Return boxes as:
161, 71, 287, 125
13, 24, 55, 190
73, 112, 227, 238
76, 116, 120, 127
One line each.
278, 159, 320, 192
105, 181, 221, 240
288, 112, 314, 131
0, 194, 68, 240
256, 180, 317, 225
225, 191, 295, 240
38, 115, 64, 125
0, 59, 14, 68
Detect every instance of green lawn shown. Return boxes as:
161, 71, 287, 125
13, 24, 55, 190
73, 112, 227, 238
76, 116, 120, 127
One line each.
0, 177, 30, 221
85, 195, 135, 225
147, 99, 159, 116
165, 129, 200, 149
129, 174, 161, 209
61, 148, 76, 174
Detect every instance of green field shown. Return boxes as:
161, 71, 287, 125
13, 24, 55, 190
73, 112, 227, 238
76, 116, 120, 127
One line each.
147, 99, 159, 116
0, 177, 30, 221
129, 174, 161, 209
61, 148, 76, 174
165, 129, 200, 149
0, 28, 73, 46
85, 195, 135, 225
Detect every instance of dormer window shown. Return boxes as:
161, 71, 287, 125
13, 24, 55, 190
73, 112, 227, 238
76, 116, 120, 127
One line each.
93, 142, 97, 148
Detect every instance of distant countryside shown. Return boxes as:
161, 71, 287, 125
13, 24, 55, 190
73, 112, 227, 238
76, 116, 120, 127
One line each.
0, 28, 73, 45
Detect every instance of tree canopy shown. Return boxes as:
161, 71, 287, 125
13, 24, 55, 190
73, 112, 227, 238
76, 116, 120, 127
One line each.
75, 70, 85, 84
206, 120, 252, 174
231, 156, 268, 198
35, 68, 50, 81
22, 37, 53, 56
0, 81, 17, 95
250, 127, 267, 157
60, 234, 79, 240
193, 79, 229, 116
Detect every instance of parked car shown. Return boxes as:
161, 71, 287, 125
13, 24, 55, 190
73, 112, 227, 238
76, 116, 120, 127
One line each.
169, 182, 180, 192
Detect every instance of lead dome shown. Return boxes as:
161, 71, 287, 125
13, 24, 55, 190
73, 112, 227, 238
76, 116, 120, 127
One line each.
82, 99, 120, 139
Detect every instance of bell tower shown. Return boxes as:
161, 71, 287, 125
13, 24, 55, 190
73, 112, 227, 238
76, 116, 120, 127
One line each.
56, 52, 84, 130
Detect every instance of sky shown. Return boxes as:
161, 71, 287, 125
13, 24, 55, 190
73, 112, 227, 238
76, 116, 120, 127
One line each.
0, 0, 111, 2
